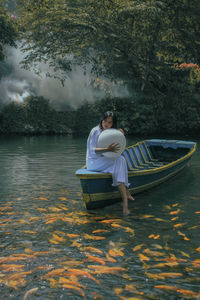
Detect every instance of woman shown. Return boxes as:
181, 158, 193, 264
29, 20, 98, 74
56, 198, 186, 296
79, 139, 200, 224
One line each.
86, 111, 135, 215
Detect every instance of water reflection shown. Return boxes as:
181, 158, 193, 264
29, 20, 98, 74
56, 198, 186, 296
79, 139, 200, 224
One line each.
0, 136, 199, 299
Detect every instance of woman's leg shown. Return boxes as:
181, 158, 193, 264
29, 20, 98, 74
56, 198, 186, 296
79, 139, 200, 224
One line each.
118, 183, 130, 215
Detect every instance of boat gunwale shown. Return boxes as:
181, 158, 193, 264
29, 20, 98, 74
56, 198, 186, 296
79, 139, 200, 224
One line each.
76, 141, 197, 179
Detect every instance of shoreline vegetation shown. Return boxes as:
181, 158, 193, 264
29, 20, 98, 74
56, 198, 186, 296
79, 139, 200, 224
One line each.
0, 93, 199, 138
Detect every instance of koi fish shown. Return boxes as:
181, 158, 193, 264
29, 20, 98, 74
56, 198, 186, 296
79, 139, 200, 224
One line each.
100, 219, 122, 224
85, 254, 106, 265
138, 253, 150, 262
83, 246, 103, 254
106, 253, 117, 262
67, 268, 99, 284
83, 234, 106, 240
132, 244, 145, 252
66, 234, 80, 238
148, 234, 160, 239
59, 277, 85, 289
109, 248, 124, 257
0, 264, 25, 271
51, 234, 66, 242
154, 285, 177, 291
45, 268, 66, 277
88, 265, 126, 274
173, 223, 186, 228
62, 284, 85, 297
169, 209, 181, 215
92, 229, 108, 234
143, 249, 165, 257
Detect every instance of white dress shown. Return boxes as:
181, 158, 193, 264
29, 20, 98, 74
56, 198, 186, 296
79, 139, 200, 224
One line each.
86, 125, 130, 187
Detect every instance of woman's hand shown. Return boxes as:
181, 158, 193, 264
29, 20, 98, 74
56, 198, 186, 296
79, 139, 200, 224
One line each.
118, 128, 125, 134
107, 143, 120, 152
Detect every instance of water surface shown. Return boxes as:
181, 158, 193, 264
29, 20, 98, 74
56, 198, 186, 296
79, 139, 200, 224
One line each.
0, 135, 199, 299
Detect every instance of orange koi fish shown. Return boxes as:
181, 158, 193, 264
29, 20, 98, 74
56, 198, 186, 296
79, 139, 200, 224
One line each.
45, 268, 66, 277
100, 219, 122, 224
85, 254, 106, 265
148, 234, 160, 239
62, 284, 85, 297
106, 253, 117, 262
173, 223, 186, 228
4, 278, 26, 290
66, 234, 80, 238
171, 216, 178, 221
51, 234, 66, 242
83, 246, 103, 254
0, 264, 25, 271
83, 234, 106, 240
48, 239, 60, 245
192, 259, 200, 267
67, 268, 99, 284
38, 197, 48, 200
59, 277, 85, 289
138, 253, 150, 262
37, 208, 47, 212
57, 204, 69, 211
159, 272, 183, 278
58, 197, 68, 201
169, 209, 181, 215
143, 249, 165, 257
154, 285, 177, 291
109, 248, 124, 257
163, 254, 187, 262
177, 288, 200, 296
7, 271, 32, 280
140, 214, 154, 219
132, 244, 145, 252
88, 265, 126, 274
0, 254, 36, 263
71, 241, 82, 248
92, 229, 108, 234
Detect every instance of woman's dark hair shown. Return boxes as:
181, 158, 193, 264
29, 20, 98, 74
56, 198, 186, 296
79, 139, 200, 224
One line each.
99, 111, 117, 129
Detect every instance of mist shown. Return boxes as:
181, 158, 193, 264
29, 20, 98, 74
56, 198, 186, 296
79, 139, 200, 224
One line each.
0, 46, 131, 110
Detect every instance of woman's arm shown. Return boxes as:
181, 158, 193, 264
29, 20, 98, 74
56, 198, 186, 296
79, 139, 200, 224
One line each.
95, 143, 120, 153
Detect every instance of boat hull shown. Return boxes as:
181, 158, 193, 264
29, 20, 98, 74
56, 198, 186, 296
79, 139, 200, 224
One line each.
76, 139, 197, 209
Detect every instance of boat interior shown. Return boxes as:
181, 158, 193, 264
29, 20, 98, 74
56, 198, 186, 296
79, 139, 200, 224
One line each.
122, 140, 193, 171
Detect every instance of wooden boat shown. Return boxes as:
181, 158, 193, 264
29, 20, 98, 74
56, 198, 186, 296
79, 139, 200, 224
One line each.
76, 139, 197, 209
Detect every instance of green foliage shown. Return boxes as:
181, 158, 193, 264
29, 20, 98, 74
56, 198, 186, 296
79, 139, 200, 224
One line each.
17, 0, 200, 95
0, 0, 18, 61
0, 92, 200, 136
0, 101, 26, 133
0, 96, 73, 134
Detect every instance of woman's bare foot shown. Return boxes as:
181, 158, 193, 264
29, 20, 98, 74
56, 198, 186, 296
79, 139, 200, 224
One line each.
128, 195, 135, 201
123, 208, 130, 215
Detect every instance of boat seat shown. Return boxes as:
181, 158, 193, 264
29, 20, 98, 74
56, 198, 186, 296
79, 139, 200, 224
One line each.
131, 146, 156, 169
140, 142, 164, 166
122, 150, 140, 171
126, 148, 150, 170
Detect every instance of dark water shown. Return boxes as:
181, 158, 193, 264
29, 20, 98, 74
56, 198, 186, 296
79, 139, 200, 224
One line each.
0, 135, 199, 299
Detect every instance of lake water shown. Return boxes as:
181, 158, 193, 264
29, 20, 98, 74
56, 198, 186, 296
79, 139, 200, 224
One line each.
0, 135, 199, 299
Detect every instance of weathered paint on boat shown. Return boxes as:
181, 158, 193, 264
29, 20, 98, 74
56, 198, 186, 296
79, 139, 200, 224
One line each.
76, 139, 197, 209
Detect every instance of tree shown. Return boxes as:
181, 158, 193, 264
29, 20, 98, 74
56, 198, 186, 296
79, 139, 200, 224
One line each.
0, 0, 18, 61
18, 0, 200, 93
